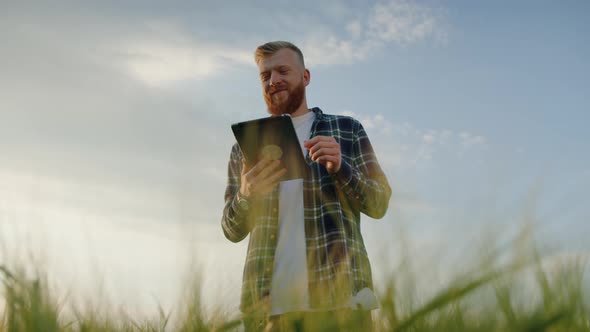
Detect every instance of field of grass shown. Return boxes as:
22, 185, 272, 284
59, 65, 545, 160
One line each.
1, 229, 588, 332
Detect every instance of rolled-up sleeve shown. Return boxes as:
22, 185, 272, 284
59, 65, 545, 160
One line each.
335, 122, 391, 219
221, 144, 252, 242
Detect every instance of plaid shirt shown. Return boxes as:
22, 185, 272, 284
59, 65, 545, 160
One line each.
222, 108, 391, 313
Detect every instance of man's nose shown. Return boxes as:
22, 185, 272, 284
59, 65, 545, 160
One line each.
269, 72, 279, 87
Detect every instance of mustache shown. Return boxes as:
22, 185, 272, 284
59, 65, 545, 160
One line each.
267, 84, 288, 95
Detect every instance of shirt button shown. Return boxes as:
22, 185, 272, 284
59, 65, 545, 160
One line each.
272, 208, 278, 213
266, 267, 271, 273
270, 234, 275, 240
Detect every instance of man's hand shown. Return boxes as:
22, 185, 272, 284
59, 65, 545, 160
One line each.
240, 158, 287, 198
304, 136, 341, 174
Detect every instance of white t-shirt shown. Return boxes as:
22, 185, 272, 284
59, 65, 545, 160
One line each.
270, 111, 315, 315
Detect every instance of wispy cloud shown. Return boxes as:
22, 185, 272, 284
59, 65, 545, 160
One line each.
111, 22, 253, 86
303, 0, 447, 66
368, 0, 444, 44
337, 111, 487, 169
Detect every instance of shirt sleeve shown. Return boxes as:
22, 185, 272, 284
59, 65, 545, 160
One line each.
334, 121, 392, 219
221, 143, 253, 242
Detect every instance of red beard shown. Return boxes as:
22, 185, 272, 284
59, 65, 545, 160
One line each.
264, 80, 305, 116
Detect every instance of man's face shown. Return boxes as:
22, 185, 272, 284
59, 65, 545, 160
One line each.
257, 48, 310, 116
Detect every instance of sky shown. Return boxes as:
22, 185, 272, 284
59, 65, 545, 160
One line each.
1, 0, 589, 318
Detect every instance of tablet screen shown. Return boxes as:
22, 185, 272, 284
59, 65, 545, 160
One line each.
231, 115, 308, 181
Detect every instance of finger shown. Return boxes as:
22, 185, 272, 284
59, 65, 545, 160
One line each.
257, 178, 284, 196
303, 136, 324, 148
303, 137, 316, 148
310, 142, 338, 156
241, 159, 252, 175
254, 159, 281, 182
315, 155, 339, 165
308, 139, 338, 154
255, 167, 287, 191
326, 161, 337, 173
311, 147, 339, 161
247, 158, 273, 178
320, 157, 340, 173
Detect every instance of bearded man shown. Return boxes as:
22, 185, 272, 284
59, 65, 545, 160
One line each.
221, 41, 391, 332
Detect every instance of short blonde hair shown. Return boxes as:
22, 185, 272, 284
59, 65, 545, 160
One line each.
254, 41, 305, 67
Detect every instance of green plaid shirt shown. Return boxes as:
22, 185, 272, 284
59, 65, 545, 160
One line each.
221, 108, 391, 313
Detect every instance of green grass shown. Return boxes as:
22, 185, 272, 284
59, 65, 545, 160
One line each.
1, 232, 588, 332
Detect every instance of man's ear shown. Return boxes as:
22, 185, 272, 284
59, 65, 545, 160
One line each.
304, 68, 311, 87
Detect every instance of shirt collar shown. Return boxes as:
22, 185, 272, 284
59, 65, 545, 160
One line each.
310, 107, 324, 120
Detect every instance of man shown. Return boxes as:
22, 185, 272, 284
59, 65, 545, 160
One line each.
221, 41, 391, 331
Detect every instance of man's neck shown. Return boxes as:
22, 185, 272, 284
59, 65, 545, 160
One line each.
291, 101, 310, 118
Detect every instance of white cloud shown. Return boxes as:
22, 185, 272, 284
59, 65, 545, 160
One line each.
423, 133, 435, 144
346, 20, 363, 39
123, 43, 220, 85
113, 24, 254, 86
459, 131, 487, 148
334, 110, 487, 169
303, 0, 446, 66
302, 36, 366, 66
368, 0, 440, 44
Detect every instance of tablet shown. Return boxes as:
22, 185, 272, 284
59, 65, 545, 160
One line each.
231, 115, 308, 181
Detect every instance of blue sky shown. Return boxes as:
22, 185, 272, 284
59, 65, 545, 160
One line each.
0, 0, 588, 316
